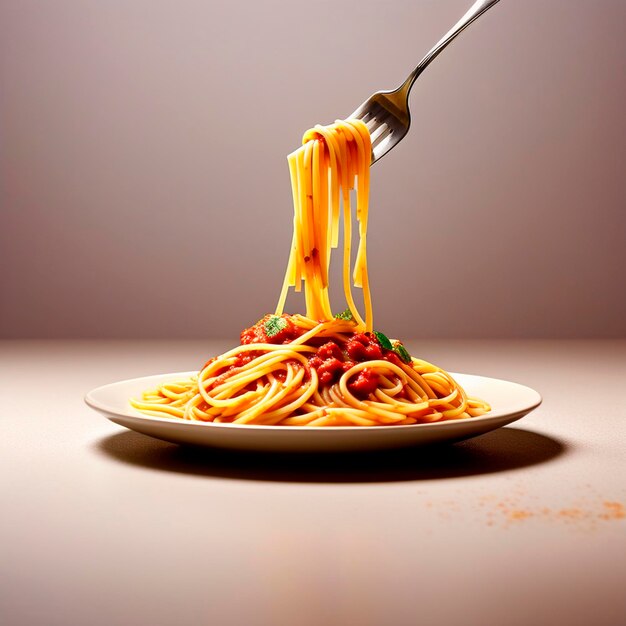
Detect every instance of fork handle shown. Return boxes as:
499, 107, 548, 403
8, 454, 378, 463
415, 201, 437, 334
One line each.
399, 0, 502, 96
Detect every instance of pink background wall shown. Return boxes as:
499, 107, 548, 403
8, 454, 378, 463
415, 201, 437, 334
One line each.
1, 0, 625, 339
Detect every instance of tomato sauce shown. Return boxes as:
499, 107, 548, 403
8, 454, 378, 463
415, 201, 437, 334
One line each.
240, 314, 304, 345
307, 332, 400, 399
202, 315, 403, 400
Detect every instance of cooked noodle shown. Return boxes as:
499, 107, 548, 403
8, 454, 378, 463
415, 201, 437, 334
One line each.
131, 120, 490, 426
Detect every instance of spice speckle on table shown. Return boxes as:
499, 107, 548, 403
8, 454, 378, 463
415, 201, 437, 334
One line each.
428, 485, 625, 532
497, 500, 625, 529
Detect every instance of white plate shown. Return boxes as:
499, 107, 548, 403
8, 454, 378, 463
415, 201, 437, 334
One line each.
85, 371, 542, 453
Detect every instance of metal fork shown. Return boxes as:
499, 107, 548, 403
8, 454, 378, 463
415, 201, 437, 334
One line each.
350, 0, 502, 164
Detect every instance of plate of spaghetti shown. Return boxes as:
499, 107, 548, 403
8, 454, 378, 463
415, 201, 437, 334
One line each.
86, 369, 540, 452
86, 118, 541, 451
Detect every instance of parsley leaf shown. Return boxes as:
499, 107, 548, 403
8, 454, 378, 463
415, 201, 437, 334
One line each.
373, 330, 393, 351
264, 315, 288, 338
334, 308, 354, 322
392, 340, 412, 364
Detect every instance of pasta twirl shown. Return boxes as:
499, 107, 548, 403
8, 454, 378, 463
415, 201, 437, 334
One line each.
131, 120, 490, 426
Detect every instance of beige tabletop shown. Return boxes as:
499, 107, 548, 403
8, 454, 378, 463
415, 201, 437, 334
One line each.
1, 339, 625, 626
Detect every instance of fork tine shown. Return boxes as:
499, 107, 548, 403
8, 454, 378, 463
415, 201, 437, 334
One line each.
372, 125, 395, 148
369, 122, 391, 146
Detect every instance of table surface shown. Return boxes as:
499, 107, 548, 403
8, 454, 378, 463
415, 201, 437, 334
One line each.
1, 339, 625, 626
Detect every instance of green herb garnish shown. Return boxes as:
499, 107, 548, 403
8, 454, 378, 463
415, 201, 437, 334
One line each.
334, 308, 354, 322
392, 340, 412, 364
373, 330, 393, 351
264, 315, 288, 338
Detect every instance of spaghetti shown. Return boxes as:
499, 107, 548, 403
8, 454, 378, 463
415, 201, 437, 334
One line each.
131, 119, 490, 426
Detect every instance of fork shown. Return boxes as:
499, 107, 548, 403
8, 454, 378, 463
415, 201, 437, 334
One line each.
350, 0, 502, 164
